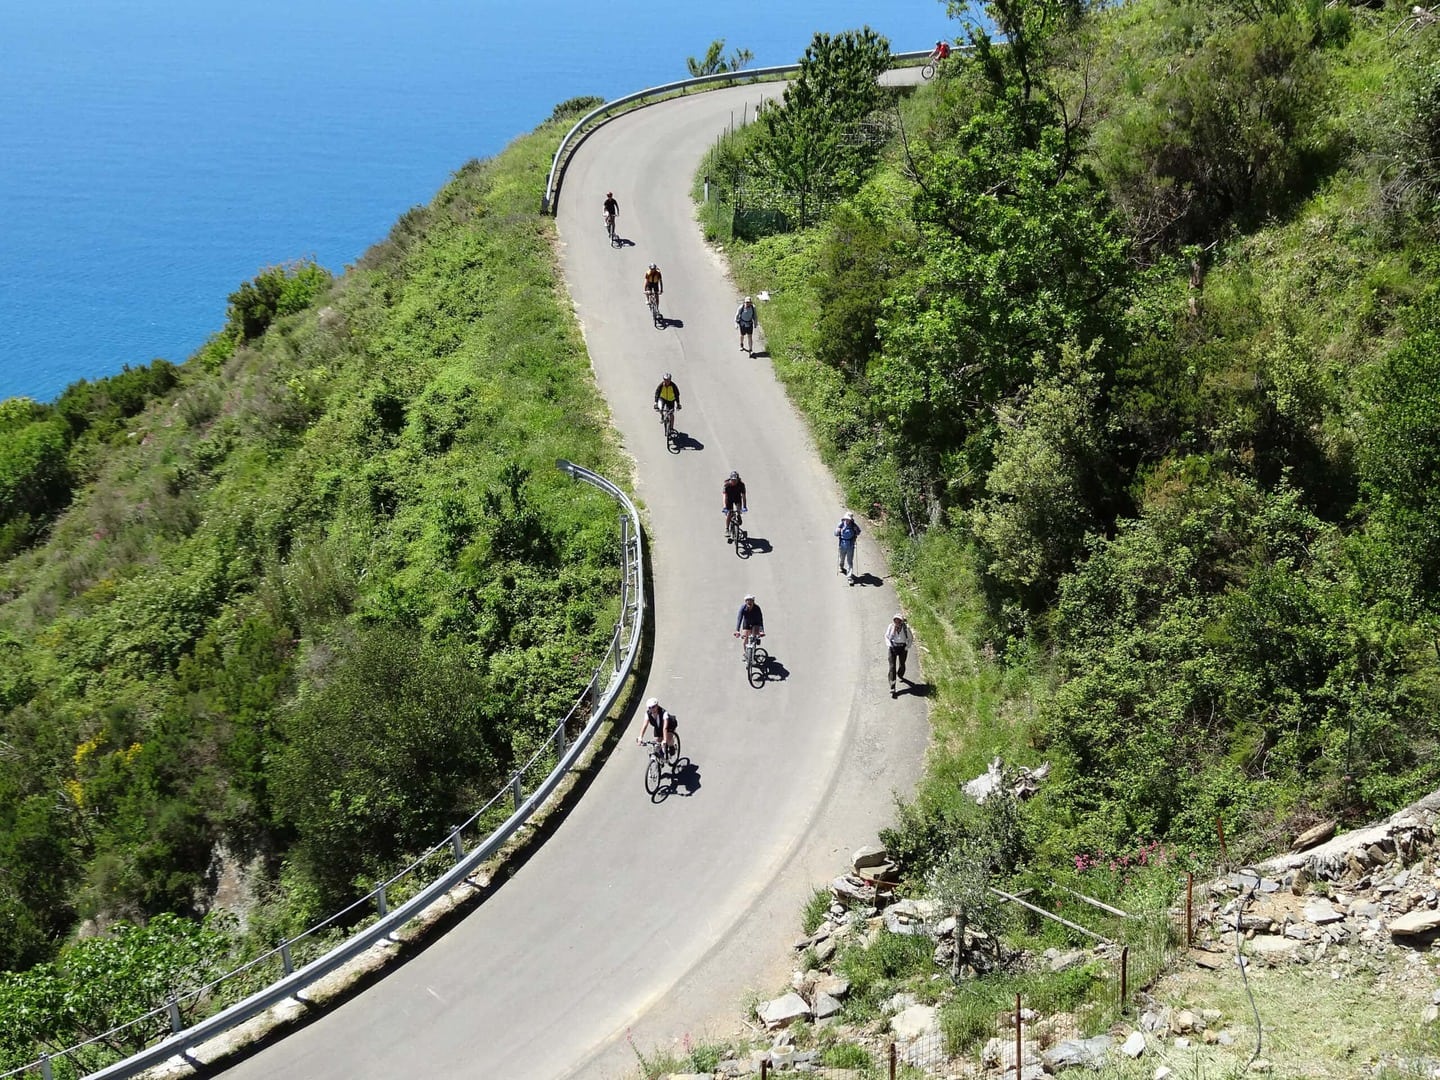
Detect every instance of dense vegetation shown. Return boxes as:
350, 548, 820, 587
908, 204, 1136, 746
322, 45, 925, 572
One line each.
0, 108, 625, 1067
700, 0, 1440, 894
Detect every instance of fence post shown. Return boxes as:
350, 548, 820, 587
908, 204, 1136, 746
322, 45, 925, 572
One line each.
554, 720, 567, 756
760, 1058, 769, 1079
889, 1040, 897, 1080
281, 940, 294, 976
1120, 945, 1130, 1011
512, 773, 523, 811
375, 886, 388, 917
1014, 993, 1022, 1076
1186, 871, 1194, 947
168, 996, 183, 1033
451, 828, 465, 861
40, 1054, 52, 1080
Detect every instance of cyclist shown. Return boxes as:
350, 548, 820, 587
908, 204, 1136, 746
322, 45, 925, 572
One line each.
654, 373, 681, 432
930, 39, 952, 63
643, 263, 663, 309
603, 191, 619, 234
835, 510, 861, 577
734, 594, 765, 657
637, 696, 677, 756
722, 470, 747, 539
735, 295, 757, 352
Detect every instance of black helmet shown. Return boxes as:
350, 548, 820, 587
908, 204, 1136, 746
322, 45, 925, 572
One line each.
729, 471, 739, 480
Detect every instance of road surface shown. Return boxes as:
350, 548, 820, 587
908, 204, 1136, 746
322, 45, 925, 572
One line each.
220, 79, 927, 1080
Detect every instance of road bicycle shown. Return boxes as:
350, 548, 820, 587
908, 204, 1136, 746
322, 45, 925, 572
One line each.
921, 54, 950, 80
639, 734, 681, 795
735, 631, 769, 688
645, 288, 664, 329
656, 401, 678, 449
604, 210, 618, 245
725, 507, 749, 557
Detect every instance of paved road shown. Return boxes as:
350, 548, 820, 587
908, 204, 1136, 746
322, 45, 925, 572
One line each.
220, 81, 927, 1080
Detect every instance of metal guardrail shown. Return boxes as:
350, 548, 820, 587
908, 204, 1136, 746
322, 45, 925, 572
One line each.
541, 50, 933, 214
5, 460, 643, 1080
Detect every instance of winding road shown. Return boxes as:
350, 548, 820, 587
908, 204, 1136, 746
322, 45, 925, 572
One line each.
220, 79, 927, 1080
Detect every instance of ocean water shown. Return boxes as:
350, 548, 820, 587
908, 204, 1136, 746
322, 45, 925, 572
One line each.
1, 0, 947, 402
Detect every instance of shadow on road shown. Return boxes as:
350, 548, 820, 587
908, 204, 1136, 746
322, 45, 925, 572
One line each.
742, 535, 773, 555
897, 679, 933, 699
750, 349, 771, 359
848, 572, 884, 587
758, 657, 790, 684
658, 316, 684, 329
651, 758, 701, 802
670, 431, 704, 452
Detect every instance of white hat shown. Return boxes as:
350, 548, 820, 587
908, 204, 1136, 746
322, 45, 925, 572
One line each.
892, 613, 904, 621
842, 511, 854, 520
647, 697, 659, 708
744, 295, 752, 302
744, 594, 756, 601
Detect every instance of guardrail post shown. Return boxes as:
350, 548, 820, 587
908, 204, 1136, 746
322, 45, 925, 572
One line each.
554, 720, 567, 756
512, 773, 523, 811
375, 887, 388, 917
451, 828, 465, 861
168, 997, 183, 1034
281, 940, 294, 976
40, 1053, 52, 1080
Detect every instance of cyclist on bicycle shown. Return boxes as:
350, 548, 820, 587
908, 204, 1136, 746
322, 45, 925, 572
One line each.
637, 696, 677, 756
930, 39, 952, 63
722, 470, 747, 538
603, 191, 619, 227
643, 263, 663, 308
654, 373, 681, 411
734, 594, 765, 656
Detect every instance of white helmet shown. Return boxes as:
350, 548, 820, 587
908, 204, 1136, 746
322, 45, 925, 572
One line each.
649, 263, 658, 270
663, 372, 672, 381
744, 594, 756, 601
843, 511, 854, 520
647, 697, 659, 708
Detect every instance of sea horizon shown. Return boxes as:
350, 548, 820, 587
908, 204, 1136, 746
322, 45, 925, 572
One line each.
1, 0, 948, 402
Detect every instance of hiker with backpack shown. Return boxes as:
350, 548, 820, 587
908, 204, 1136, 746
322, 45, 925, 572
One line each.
834, 510, 861, 579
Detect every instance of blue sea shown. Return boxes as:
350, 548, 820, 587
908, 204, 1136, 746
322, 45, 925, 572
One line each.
1, 0, 948, 402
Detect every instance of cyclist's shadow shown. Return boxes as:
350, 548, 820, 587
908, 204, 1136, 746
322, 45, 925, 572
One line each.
653, 757, 702, 802
754, 655, 790, 685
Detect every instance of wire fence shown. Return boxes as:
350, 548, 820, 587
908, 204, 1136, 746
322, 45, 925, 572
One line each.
1, 460, 643, 1080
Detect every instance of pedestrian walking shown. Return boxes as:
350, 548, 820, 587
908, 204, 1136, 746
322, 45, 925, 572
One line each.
885, 613, 912, 697
735, 296, 757, 352
834, 510, 861, 579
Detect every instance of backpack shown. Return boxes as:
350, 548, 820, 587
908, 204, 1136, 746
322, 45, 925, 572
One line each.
836, 519, 859, 542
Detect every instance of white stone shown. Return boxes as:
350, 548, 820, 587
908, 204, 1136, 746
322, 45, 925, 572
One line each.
1123, 1031, 1147, 1058
1390, 908, 1440, 936
758, 992, 811, 1028
1305, 899, 1344, 924
813, 992, 843, 1020
890, 1003, 938, 1041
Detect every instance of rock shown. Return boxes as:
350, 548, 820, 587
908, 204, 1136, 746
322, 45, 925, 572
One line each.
1047, 948, 1088, 972
1248, 935, 1302, 958
1172, 1010, 1202, 1034
1305, 899, 1345, 924
934, 915, 957, 938
1140, 1008, 1170, 1032
1154, 1069, 1175, 1080
1292, 820, 1337, 852
758, 992, 811, 1028
890, 1003, 938, 1041
831, 875, 877, 906
1122, 1031, 1147, 1058
886, 991, 919, 1013
1042, 1034, 1114, 1070
813, 992, 843, 1019
852, 844, 889, 872
964, 757, 1006, 804
815, 936, 838, 964
1351, 901, 1381, 918
1284, 923, 1313, 941
716, 1060, 746, 1078
1422, 1004, 1439, 1024
1249, 1059, 1273, 1073
815, 974, 850, 998
1175, 1037, 1192, 1048
1202, 1009, 1223, 1023
1389, 909, 1440, 937
884, 909, 923, 935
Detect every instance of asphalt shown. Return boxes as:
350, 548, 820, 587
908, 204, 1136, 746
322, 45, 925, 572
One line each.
218, 79, 928, 1080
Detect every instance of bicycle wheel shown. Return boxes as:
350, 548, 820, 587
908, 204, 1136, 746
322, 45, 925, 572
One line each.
747, 648, 769, 688
645, 754, 662, 795
921, 62, 936, 80
735, 531, 750, 559
665, 732, 681, 767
